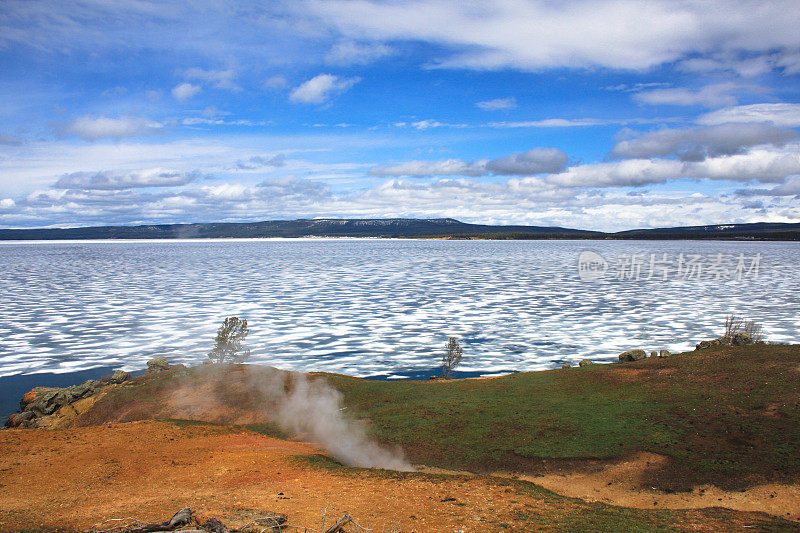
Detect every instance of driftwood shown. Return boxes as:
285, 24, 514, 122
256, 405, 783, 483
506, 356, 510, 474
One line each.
239, 514, 288, 531
199, 517, 229, 533
88, 507, 363, 533
89, 508, 196, 533
323, 514, 352, 533
128, 507, 192, 532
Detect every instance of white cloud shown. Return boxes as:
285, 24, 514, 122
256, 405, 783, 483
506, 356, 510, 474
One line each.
611, 124, 797, 161
476, 97, 517, 111
4, 0, 800, 78
4, 167, 800, 231
738, 176, 800, 197
0, 133, 383, 197
604, 82, 671, 93
183, 68, 239, 90
0, 134, 24, 146
59, 116, 163, 141
486, 148, 569, 175
181, 117, 269, 126
101, 86, 128, 97
697, 103, 800, 127
411, 119, 468, 130
372, 144, 800, 187
325, 41, 393, 65
256, 176, 331, 200
686, 145, 800, 183
557, 145, 800, 187
633, 82, 767, 108
766, 177, 800, 196
492, 118, 606, 128
263, 76, 288, 90
547, 159, 680, 188
171, 82, 201, 101
678, 49, 800, 77
304, 1, 800, 71
370, 148, 568, 177
2, 177, 333, 228
370, 159, 488, 177
488, 117, 671, 128
775, 50, 800, 74
200, 106, 227, 118
54, 168, 200, 190
289, 74, 360, 104
235, 154, 286, 170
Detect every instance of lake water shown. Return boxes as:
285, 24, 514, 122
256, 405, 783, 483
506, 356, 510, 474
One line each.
0, 239, 798, 379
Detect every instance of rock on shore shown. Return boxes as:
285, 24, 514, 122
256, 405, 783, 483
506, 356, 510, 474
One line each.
696, 332, 758, 350
618, 349, 647, 363
4, 364, 141, 428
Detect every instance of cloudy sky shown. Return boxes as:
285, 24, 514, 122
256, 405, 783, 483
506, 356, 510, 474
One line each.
1, 0, 799, 231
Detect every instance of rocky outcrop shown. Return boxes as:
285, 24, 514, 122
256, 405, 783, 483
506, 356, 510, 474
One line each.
25, 388, 69, 416
695, 332, 756, 350
4, 362, 182, 430
108, 370, 131, 384
147, 357, 170, 373
659, 349, 671, 357
618, 349, 647, 363
5, 410, 35, 429
578, 359, 595, 367
67, 381, 100, 401
6, 378, 110, 428
170, 363, 188, 375
5, 368, 138, 429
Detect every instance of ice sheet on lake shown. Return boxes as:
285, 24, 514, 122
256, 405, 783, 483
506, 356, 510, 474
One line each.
0, 239, 798, 377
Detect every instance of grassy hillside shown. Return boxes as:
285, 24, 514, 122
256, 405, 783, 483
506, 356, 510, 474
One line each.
65, 344, 800, 493
322, 344, 800, 492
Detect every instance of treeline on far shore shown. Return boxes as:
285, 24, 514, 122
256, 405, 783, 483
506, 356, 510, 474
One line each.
417, 229, 800, 241
0, 218, 798, 241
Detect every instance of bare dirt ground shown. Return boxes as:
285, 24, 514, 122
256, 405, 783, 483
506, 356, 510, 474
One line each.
2, 422, 798, 533
517, 452, 800, 521
0, 421, 575, 532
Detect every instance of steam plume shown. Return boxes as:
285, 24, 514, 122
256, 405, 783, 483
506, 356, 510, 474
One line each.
273, 374, 413, 471
164, 366, 413, 471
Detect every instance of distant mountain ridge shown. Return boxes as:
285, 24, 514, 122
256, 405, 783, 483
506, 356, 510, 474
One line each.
0, 218, 597, 240
613, 222, 800, 240
0, 218, 797, 240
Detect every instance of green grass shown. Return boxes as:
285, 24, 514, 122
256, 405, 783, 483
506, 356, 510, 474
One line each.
244, 421, 288, 439
159, 418, 219, 427
321, 344, 800, 491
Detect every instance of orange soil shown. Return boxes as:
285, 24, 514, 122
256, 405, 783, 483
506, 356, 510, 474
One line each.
2, 421, 797, 532
0, 421, 564, 532
518, 452, 800, 521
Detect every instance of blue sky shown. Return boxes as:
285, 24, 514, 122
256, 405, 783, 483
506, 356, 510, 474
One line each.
1, 0, 799, 231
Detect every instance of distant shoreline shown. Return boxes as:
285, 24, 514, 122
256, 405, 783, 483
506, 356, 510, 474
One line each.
0, 218, 798, 241
2, 235, 799, 244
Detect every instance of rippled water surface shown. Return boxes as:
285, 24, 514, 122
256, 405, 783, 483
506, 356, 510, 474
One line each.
0, 239, 798, 377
